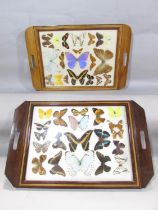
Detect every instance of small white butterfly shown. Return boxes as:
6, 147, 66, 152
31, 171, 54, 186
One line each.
65, 150, 94, 176
113, 156, 128, 175
33, 141, 51, 153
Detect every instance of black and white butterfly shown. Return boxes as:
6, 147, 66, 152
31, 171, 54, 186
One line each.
34, 130, 47, 141
34, 120, 51, 131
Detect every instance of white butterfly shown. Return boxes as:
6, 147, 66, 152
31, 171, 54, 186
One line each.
113, 156, 128, 175
42, 48, 60, 74
65, 150, 94, 176
68, 115, 89, 130
33, 141, 51, 153
71, 33, 86, 47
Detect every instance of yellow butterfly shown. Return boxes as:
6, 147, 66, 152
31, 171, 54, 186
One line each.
108, 107, 121, 119
38, 109, 52, 119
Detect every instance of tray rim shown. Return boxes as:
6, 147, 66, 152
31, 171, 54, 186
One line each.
19, 100, 140, 188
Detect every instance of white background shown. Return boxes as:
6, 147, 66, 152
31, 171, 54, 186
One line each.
0, 0, 158, 210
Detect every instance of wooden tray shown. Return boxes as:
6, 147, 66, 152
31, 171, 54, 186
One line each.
5, 101, 153, 188
25, 24, 131, 90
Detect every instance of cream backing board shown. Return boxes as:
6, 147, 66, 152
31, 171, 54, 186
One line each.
38, 30, 117, 87
25, 105, 133, 182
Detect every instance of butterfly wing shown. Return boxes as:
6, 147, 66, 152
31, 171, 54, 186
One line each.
33, 142, 42, 153
79, 115, 89, 130
80, 108, 88, 116
94, 141, 103, 150
65, 151, 80, 176
38, 109, 45, 119
59, 52, 65, 69
68, 116, 78, 130
81, 151, 94, 176
34, 132, 41, 141
67, 69, 77, 85
45, 109, 52, 119
78, 70, 88, 85
95, 165, 104, 175
80, 130, 93, 151
34, 123, 43, 131
88, 33, 95, 45
50, 165, 66, 176
48, 151, 62, 165
71, 109, 79, 116
62, 33, 69, 49
66, 52, 76, 69
64, 132, 78, 152
90, 54, 96, 70
59, 108, 68, 117
32, 158, 40, 174
39, 155, 47, 175
96, 32, 104, 47
78, 52, 89, 69
42, 141, 51, 153
52, 139, 66, 150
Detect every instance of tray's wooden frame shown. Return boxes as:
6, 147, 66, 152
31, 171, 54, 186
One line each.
25, 24, 131, 90
5, 101, 153, 189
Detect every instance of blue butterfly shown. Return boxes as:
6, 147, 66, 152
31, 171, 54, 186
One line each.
65, 52, 89, 69
94, 129, 111, 150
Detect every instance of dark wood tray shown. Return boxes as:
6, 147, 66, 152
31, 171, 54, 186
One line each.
5, 101, 153, 188
25, 24, 131, 90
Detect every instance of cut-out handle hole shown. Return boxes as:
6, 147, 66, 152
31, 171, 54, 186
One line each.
13, 131, 20, 150
30, 55, 36, 70
123, 52, 127, 67
140, 130, 146, 150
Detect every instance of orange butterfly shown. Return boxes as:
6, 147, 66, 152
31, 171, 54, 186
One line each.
53, 109, 68, 127
93, 108, 105, 125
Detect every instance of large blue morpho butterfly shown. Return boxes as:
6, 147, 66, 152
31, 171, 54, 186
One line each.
94, 129, 111, 150
65, 52, 89, 69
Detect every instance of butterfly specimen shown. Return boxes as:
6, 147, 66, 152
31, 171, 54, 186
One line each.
32, 155, 47, 175
92, 108, 105, 125
52, 132, 66, 150
90, 54, 96, 70
112, 141, 125, 155
96, 75, 102, 85
65, 150, 94, 176
34, 120, 51, 131
96, 32, 104, 47
48, 151, 66, 176
59, 52, 65, 69
64, 130, 93, 152
68, 115, 89, 130
67, 69, 88, 85
71, 33, 86, 46
66, 52, 89, 69
53, 73, 64, 86
63, 74, 69, 84
73, 48, 83, 54
113, 156, 128, 175
93, 48, 113, 76
86, 74, 94, 85
95, 151, 111, 175
88, 33, 95, 45
43, 48, 60, 74
103, 73, 112, 86
38, 108, 52, 119
53, 108, 68, 127
71, 108, 88, 116
108, 107, 121, 118
41, 33, 54, 48
45, 74, 54, 86
108, 120, 124, 139
62, 33, 69, 49
94, 129, 111, 150
34, 130, 47, 141
33, 141, 51, 153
